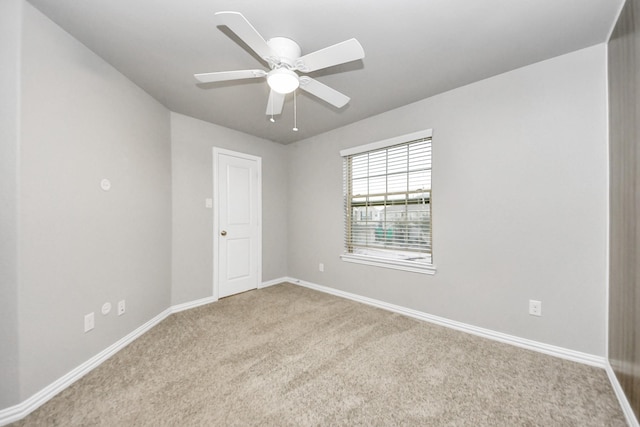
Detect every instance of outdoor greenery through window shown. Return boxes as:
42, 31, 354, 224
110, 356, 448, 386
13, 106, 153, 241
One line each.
341, 130, 433, 273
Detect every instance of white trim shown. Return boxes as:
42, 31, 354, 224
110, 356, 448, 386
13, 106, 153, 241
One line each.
605, 362, 640, 427
340, 131, 434, 272
340, 253, 436, 275
339, 129, 432, 157
171, 296, 218, 314
212, 147, 263, 300
212, 148, 220, 301
604, 41, 611, 362
259, 277, 288, 289
287, 277, 607, 368
0, 308, 172, 426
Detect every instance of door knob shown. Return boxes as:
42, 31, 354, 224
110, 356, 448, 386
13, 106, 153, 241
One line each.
220, 230, 227, 236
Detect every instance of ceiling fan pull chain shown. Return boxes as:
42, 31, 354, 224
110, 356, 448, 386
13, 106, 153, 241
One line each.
270, 93, 275, 123
293, 90, 299, 132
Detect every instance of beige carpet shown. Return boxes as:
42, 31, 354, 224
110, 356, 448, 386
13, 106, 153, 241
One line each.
13, 283, 626, 426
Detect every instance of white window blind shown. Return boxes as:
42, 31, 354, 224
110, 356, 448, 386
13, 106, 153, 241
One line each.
342, 131, 433, 271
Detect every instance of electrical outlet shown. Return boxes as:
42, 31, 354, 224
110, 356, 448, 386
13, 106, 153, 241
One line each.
529, 300, 542, 316
319, 263, 324, 272
117, 300, 126, 316
84, 312, 95, 332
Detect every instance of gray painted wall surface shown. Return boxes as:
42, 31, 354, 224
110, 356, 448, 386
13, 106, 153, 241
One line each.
18, 3, 172, 398
0, 0, 22, 408
171, 112, 288, 305
287, 45, 608, 355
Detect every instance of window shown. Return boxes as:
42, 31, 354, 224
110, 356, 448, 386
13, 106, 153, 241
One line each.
340, 130, 434, 274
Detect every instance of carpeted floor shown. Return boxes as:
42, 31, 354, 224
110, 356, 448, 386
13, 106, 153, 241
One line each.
13, 283, 626, 426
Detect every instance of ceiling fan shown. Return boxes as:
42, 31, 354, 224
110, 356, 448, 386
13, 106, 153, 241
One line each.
195, 11, 365, 118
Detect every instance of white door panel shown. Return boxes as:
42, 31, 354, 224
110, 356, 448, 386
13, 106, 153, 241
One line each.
214, 148, 261, 299
226, 165, 251, 225
226, 238, 251, 280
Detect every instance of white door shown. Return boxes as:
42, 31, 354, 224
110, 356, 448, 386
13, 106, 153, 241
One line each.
213, 148, 261, 299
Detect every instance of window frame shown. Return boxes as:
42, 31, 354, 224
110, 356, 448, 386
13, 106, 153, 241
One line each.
340, 129, 436, 275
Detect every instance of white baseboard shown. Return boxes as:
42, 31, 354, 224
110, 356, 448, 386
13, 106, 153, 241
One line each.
286, 277, 607, 368
259, 276, 288, 289
173, 276, 286, 311
0, 308, 172, 426
606, 362, 640, 427
171, 295, 217, 314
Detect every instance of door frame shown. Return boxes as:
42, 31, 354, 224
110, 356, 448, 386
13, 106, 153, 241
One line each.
212, 147, 262, 300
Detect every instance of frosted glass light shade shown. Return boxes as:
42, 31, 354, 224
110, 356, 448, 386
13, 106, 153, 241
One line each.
267, 68, 299, 94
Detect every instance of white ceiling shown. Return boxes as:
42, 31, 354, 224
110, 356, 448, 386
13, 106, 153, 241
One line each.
27, 0, 623, 144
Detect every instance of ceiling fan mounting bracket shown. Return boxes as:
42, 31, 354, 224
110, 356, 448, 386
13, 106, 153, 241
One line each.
266, 37, 302, 69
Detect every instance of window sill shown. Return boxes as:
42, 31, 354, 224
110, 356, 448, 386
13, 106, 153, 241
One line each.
340, 253, 436, 275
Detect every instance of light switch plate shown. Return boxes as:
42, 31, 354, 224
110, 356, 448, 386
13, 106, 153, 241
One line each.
84, 312, 95, 332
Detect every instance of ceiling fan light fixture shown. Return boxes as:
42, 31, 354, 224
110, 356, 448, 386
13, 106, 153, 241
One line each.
267, 68, 299, 94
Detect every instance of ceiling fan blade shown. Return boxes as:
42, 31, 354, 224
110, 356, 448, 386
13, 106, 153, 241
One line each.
214, 11, 275, 61
299, 77, 350, 108
266, 90, 285, 116
295, 38, 364, 73
194, 69, 266, 83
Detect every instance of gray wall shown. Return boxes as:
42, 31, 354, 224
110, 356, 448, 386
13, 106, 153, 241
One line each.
0, 0, 22, 409
608, 0, 640, 418
287, 45, 608, 355
18, 3, 172, 398
171, 112, 288, 305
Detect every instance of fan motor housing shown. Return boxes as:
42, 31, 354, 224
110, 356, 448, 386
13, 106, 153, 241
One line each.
266, 37, 302, 68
